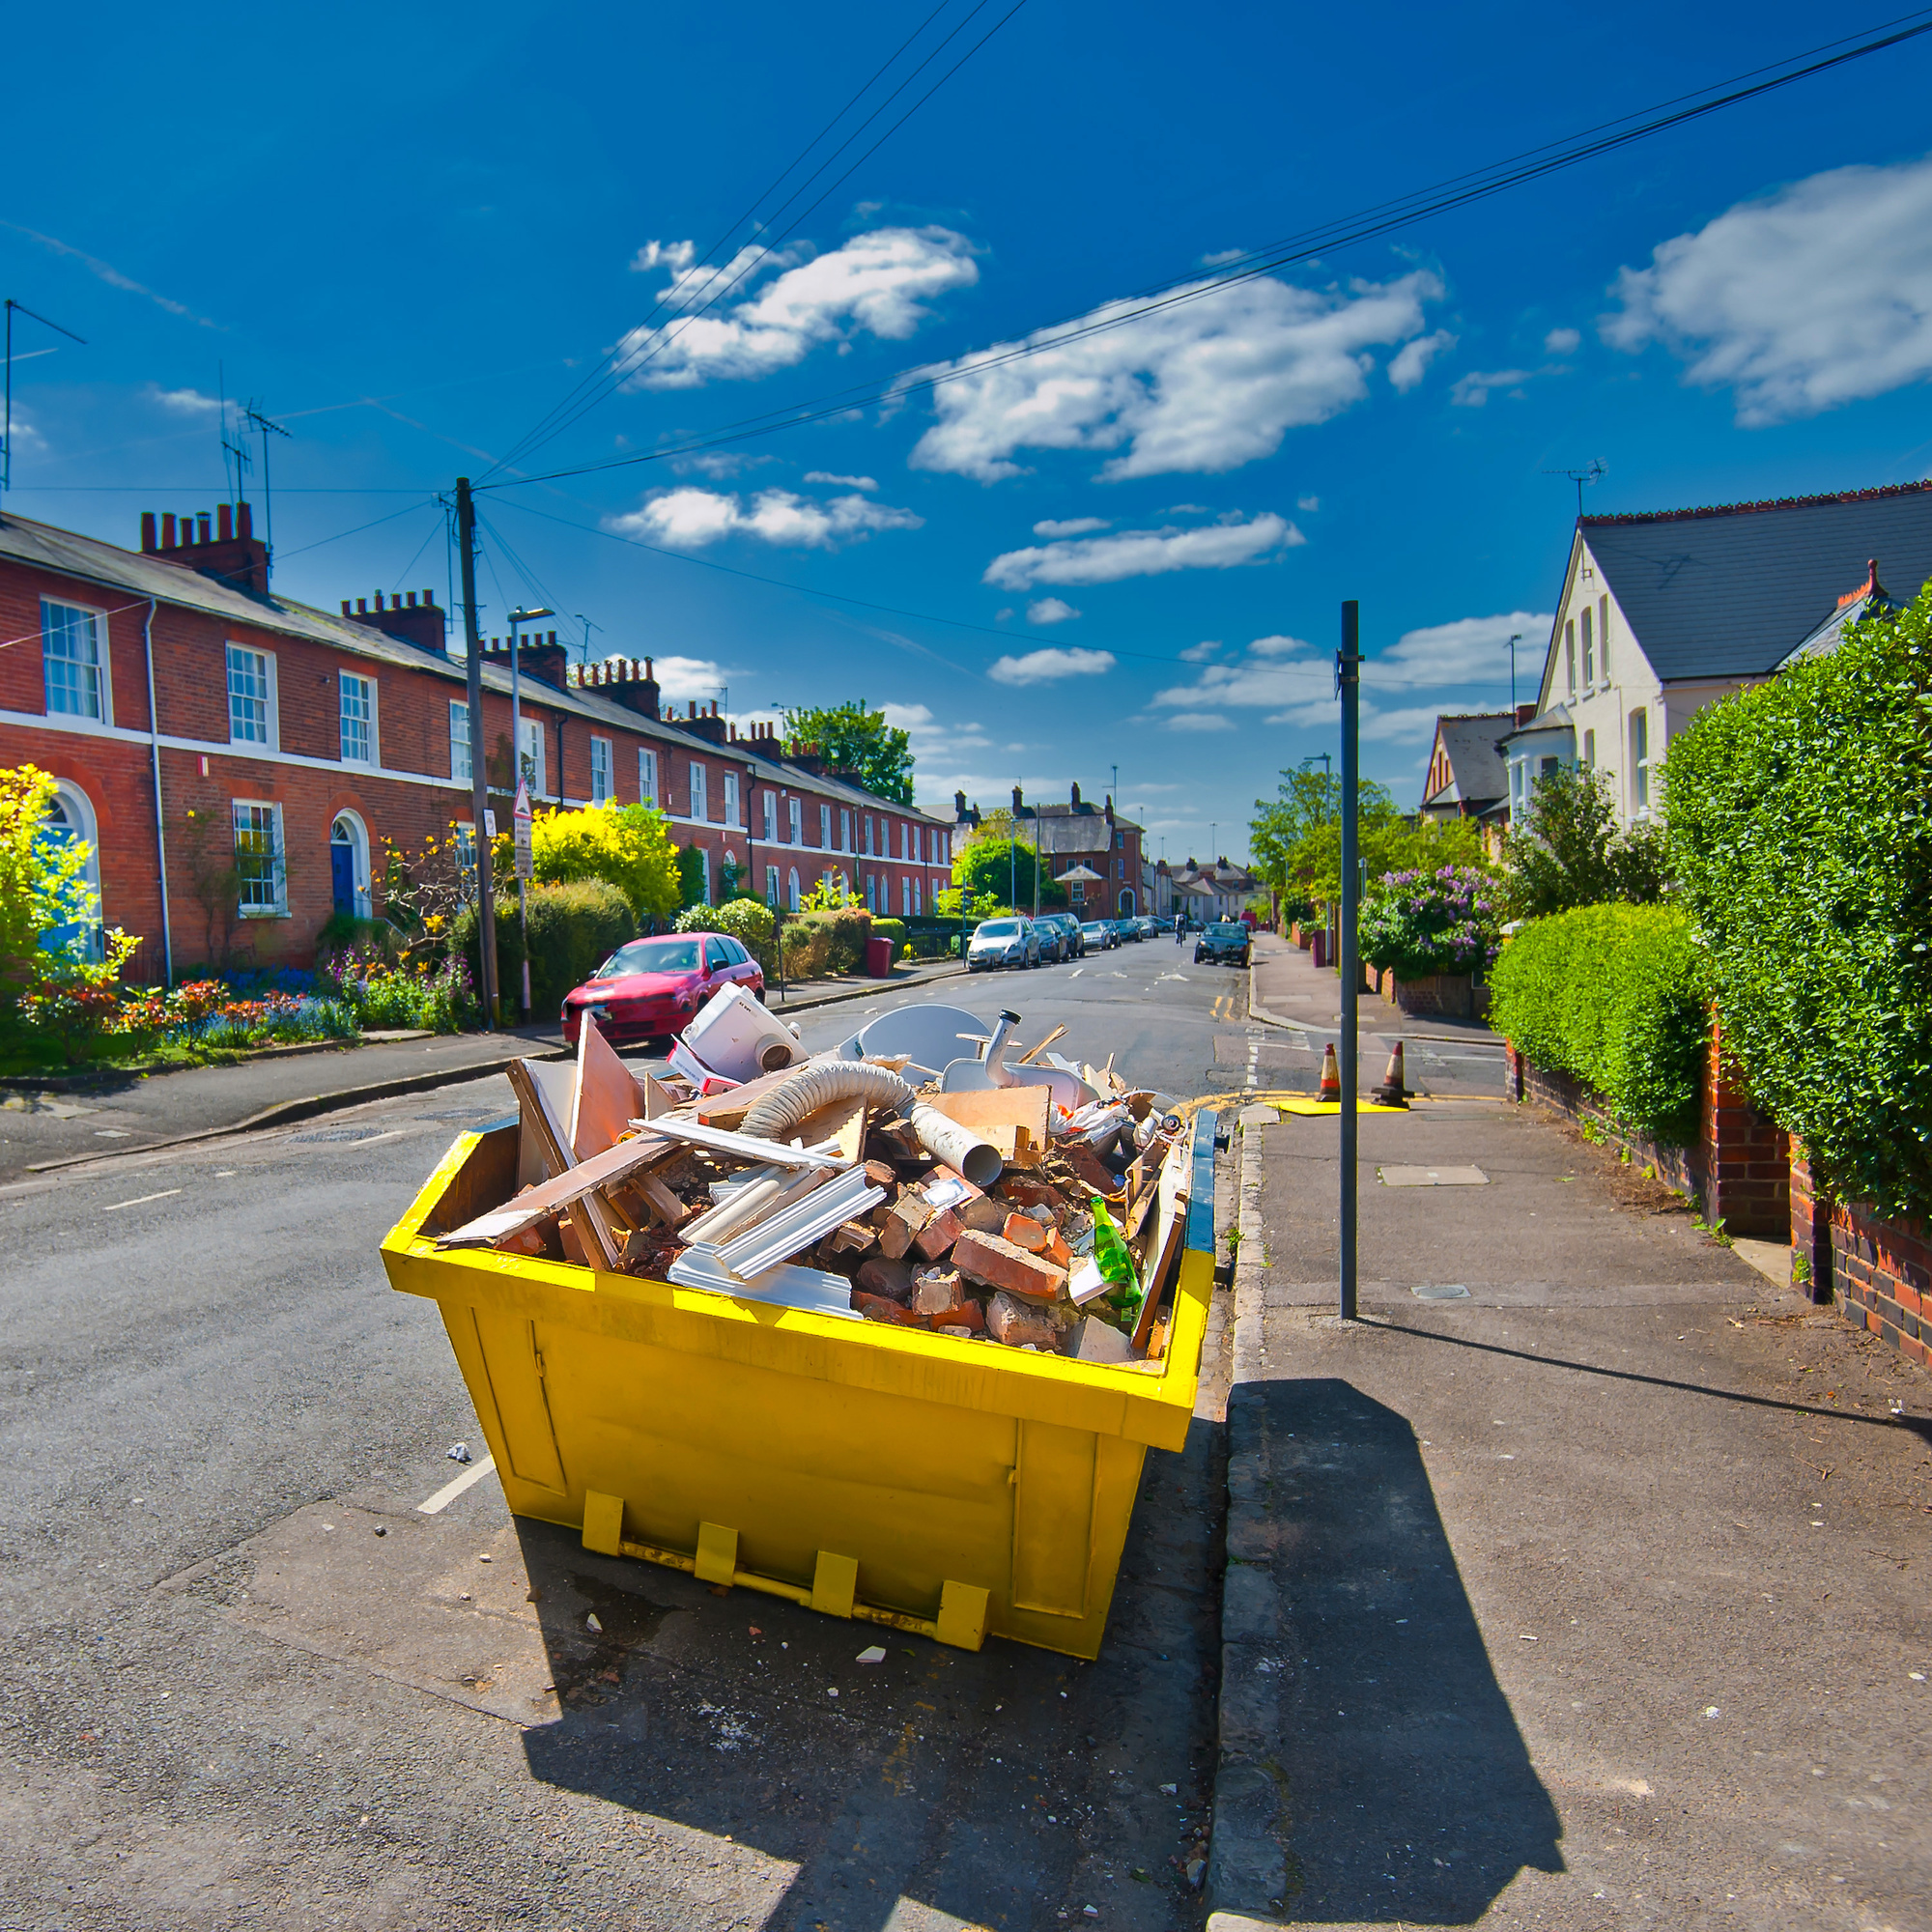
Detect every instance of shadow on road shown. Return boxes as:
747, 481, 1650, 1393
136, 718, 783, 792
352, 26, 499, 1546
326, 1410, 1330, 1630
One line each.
1264, 1378, 1562, 1922
517, 1411, 1228, 1932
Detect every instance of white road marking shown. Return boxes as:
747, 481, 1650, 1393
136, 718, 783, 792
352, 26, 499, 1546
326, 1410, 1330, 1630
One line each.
102, 1189, 182, 1212
1069, 968, 1084, 978
417, 1453, 497, 1514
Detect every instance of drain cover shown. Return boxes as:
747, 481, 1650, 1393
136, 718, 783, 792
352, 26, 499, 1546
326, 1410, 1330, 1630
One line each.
291, 1126, 386, 1143
1379, 1165, 1489, 1186
1412, 1283, 1472, 1300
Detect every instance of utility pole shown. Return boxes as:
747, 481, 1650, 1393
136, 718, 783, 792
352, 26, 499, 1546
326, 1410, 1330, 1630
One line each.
1508, 632, 1523, 712
506, 604, 554, 1024
455, 478, 498, 1027
1338, 600, 1362, 1321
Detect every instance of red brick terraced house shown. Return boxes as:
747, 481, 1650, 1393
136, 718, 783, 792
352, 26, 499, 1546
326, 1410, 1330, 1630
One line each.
952, 782, 1147, 916
0, 502, 954, 981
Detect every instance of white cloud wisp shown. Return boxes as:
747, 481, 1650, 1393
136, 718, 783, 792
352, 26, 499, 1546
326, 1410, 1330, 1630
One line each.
983, 511, 1299, 590
611, 485, 922, 551
910, 270, 1443, 481
987, 647, 1117, 687
1604, 155, 1932, 425
615, 227, 978, 390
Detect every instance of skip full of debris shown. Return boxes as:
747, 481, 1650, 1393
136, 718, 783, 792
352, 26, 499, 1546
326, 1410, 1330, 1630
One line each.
430, 990, 1193, 1365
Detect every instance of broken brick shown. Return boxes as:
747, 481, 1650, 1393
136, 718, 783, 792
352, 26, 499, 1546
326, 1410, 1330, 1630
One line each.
951, 1229, 1068, 1303
985, 1290, 1062, 1349
1002, 1212, 1050, 1254
856, 1257, 915, 1303
878, 1194, 935, 1261
852, 1291, 925, 1327
912, 1208, 963, 1261
910, 1266, 980, 1327
997, 1174, 1066, 1212
954, 1194, 1008, 1233
828, 1219, 877, 1254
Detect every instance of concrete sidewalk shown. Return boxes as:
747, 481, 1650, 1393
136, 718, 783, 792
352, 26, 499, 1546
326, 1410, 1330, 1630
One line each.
1208, 1093, 1932, 1931
1250, 927, 1504, 1051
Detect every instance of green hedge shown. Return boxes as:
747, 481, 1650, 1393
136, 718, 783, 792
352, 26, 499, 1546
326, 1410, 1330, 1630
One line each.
454, 878, 636, 1019
1666, 586, 1932, 1215
676, 897, 777, 968
868, 917, 906, 952
1489, 903, 1708, 1141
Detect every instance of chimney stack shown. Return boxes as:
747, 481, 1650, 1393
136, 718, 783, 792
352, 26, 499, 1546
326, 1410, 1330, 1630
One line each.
140, 502, 269, 595
344, 586, 446, 655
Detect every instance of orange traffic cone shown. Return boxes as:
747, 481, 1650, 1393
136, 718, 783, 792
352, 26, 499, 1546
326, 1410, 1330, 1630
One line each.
1372, 1039, 1409, 1107
1318, 1041, 1341, 1102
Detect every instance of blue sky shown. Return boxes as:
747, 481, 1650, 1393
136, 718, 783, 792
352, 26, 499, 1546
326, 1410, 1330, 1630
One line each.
7, 1, 1932, 864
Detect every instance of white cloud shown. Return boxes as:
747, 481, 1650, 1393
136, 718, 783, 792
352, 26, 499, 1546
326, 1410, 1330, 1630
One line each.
651, 655, 730, 702
1166, 712, 1236, 731
1201, 247, 1247, 268
988, 646, 1117, 686
804, 470, 878, 490
610, 485, 922, 551
983, 511, 1300, 590
910, 270, 1443, 481
1372, 611, 1550, 690
1154, 634, 1328, 713
614, 226, 978, 389
149, 385, 222, 415
1025, 597, 1081, 625
1450, 367, 1534, 407
631, 239, 696, 274
1296, 494, 1321, 511
1178, 639, 1223, 663
1603, 156, 1932, 424
1544, 327, 1580, 355
1032, 516, 1109, 538
1360, 701, 1462, 744
1388, 327, 1456, 392
2, 407, 45, 452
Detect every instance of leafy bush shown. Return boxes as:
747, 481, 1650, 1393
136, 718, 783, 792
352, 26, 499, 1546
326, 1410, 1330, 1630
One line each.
0, 763, 104, 1037
493, 804, 682, 924
1358, 867, 1499, 979
1666, 584, 1932, 1214
1502, 764, 1670, 919
320, 948, 475, 1034
676, 896, 777, 968
780, 906, 871, 978
869, 918, 906, 952
676, 846, 708, 908
1489, 903, 1708, 1141
454, 878, 636, 1020
1252, 767, 1484, 900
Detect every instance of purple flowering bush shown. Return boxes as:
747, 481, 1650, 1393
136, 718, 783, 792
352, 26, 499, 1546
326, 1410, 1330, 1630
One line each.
1358, 866, 1500, 980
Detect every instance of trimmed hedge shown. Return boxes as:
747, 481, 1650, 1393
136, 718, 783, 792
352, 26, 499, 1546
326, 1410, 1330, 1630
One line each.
1666, 585, 1932, 1215
780, 906, 871, 978
676, 897, 777, 968
455, 878, 636, 1019
1489, 903, 1708, 1141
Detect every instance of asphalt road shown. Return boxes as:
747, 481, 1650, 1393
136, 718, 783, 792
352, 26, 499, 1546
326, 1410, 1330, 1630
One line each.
0, 946, 1246, 1932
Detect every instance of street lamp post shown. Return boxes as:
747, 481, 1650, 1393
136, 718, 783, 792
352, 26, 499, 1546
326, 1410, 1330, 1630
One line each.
506, 604, 554, 1023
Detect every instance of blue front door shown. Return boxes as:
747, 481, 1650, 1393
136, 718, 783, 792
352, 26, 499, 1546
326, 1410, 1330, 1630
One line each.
331, 842, 355, 915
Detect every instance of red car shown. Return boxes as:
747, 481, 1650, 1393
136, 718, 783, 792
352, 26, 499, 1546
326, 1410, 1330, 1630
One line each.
561, 932, 764, 1050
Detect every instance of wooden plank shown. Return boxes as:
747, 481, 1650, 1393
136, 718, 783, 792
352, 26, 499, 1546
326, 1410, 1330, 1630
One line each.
789, 1093, 868, 1163
570, 1021, 645, 1159
505, 1060, 622, 1270
694, 1066, 798, 1130
1015, 1024, 1066, 1066
920, 1085, 1052, 1142
1131, 1138, 1190, 1354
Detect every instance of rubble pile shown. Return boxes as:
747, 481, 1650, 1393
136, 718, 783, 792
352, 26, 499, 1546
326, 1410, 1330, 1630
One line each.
435, 990, 1193, 1364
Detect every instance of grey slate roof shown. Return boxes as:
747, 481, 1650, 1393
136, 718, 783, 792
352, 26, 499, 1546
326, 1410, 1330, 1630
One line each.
1424, 712, 1512, 809
1579, 483, 1932, 684
0, 509, 944, 822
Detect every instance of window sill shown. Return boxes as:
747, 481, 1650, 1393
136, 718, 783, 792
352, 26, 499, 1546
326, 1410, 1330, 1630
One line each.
239, 907, 292, 920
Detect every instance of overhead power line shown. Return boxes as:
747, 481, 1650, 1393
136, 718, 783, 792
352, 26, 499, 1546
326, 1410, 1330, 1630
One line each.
481, 9, 1932, 496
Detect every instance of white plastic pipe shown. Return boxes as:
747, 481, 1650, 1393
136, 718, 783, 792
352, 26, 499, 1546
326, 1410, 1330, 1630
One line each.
908, 1104, 1003, 1190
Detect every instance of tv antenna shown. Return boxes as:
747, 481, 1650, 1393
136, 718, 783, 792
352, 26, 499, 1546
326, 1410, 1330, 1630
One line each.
241, 403, 291, 575
574, 613, 603, 668
1543, 458, 1606, 519
3, 299, 87, 495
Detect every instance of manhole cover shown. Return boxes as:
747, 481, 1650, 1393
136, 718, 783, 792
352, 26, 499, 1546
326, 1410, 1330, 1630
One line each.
291, 1126, 386, 1143
1379, 1165, 1489, 1186
1412, 1283, 1472, 1300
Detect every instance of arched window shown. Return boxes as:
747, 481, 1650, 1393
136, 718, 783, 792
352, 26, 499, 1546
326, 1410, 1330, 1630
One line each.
787, 867, 801, 911
330, 812, 372, 920
866, 875, 877, 913
912, 878, 922, 915
37, 781, 103, 960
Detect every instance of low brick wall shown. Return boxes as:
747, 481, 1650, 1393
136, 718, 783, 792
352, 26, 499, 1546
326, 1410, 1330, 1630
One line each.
1791, 1141, 1932, 1367
1381, 970, 1491, 1022
1502, 1044, 1701, 1199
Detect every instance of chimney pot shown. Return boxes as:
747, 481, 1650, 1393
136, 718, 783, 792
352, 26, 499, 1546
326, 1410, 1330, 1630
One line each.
1070, 781, 1081, 808
375, 590, 385, 611
197, 513, 212, 544
217, 503, 234, 541
160, 513, 177, 547
237, 501, 253, 539
141, 512, 157, 552
357, 598, 368, 613
645, 657, 653, 678
341, 600, 353, 616
422, 588, 433, 605
548, 630, 556, 647
405, 591, 416, 608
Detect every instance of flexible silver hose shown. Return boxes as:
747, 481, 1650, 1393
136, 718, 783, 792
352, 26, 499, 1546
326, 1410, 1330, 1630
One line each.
738, 1060, 915, 1144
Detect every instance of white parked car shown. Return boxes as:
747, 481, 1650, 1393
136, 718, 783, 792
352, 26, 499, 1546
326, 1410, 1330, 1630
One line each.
966, 917, 1039, 971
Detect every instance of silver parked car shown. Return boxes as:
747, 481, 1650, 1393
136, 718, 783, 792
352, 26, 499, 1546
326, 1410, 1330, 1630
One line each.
966, 916, 1039, 971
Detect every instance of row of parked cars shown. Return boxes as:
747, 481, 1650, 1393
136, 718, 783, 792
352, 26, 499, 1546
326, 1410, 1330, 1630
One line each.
964, 910, 1179, 971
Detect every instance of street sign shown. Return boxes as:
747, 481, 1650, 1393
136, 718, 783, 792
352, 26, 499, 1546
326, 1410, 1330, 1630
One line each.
483, 810, 497, 838
513, 781, 534, 883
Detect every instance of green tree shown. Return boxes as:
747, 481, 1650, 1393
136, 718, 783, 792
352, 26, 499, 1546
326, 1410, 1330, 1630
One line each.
781, 700, 914, 805
493, 802, 683, 924
1251, 768, 1483, 902
1502, 765, 1668, 919
952, 835, 1065, 910
0, 764, 99, 1014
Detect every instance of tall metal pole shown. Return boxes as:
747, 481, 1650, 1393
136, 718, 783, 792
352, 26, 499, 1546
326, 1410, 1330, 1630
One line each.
1338, 599, 1361, 1321
455, 479, 498, 1028
507, 613, 530, 1024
